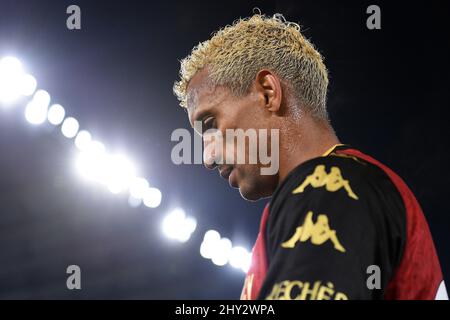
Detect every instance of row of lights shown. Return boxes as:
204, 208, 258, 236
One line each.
200, 230, 252, 272
0, 56, 163, 209
0, 56, 252, 273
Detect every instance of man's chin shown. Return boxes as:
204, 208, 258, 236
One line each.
233, 172, 276, 201
238, 184, 268, 202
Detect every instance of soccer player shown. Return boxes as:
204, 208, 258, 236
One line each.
173, 14, 447, 300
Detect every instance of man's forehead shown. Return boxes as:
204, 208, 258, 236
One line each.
186, 87, 199, 115
187, 70, 213, 101
186, 87, 202, 127
186, 74, 217, 121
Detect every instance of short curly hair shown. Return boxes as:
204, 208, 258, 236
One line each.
173, 13, 329, 120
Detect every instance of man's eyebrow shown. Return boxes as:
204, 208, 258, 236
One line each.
190, 109, 207, 130
189, 109, 207, 136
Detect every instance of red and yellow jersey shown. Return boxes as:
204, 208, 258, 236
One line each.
241, 144, 448, 300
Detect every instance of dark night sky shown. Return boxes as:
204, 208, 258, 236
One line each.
0, 0, 448, 299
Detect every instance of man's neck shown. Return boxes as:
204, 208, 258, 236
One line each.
277, 117, 340, 186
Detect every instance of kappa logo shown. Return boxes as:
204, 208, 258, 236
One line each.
281, 211, 346, 253
292, 164, 358, 200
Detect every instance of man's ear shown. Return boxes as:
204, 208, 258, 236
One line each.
255, 69, 282, 113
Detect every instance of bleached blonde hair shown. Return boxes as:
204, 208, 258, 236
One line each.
173, 13, 329, 120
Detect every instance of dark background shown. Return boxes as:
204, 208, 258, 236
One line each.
0, 0, 448, 299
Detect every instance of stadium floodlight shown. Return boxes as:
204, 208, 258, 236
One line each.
162, 208, 186, 240
0, 56, 37, 105
88, 140, 106, 154
24, 101, 46, 125
162, 208, 197, 242
103, 154, 137, 194
200, 231, 251, 272
76, 148, 107, 182
61, 117, 79, 138
2, 56, 171, 234
47, 104, 66, 125
129, 177, 149, 200
32, 90, 50, 108
24, 90, 51, 125
0, 56, 23, 105
143, 187, 162, 208
229, 246, 252, 272
200, 230, 221, 259
76, 148, 137, 195
204, 230, 221, 243
74, 130, 92, 151
128, 194, 143, 208
19, 74, 37, 97
211, 237, 232, 267
177, 216, 197, 242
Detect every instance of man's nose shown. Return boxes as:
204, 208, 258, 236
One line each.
203, 137, 217, 170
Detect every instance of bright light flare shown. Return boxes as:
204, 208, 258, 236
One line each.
129, 177, 149, 199
76, 146, 137, 195
162, 208, 197, 242
74, 130, 92, 151
47, 104, 65, 125
25, 101, 46, 124
0, 56, 23, 104
143, 187, 162, 208
104, 154, 137, 194
61, 117, 79, 138
200, 231, 251, 272
200, 230, 221, 259
24, 90, 51, 125
229, 246, 252, 272
19, 74, 37, 96
211, 238, 232, 266
0, 56, 37, 105
76, 148, 107, 182
128, 194, 142, 208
